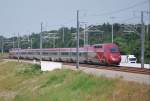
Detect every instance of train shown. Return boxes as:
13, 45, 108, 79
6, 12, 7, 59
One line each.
9, 43, 121, 65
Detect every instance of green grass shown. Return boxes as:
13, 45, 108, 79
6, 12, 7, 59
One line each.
0, 61, 150, 101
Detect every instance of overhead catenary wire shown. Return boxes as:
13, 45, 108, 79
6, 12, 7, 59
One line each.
89, 0, 148, 17
43, 0, 148, 34
120, 16, 140, 23
76, 0, 148, 29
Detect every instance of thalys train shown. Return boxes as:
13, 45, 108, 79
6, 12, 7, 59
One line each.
9, 43, 121, 65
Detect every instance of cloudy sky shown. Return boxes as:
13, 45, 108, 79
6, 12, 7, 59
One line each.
0, 0, 149, 37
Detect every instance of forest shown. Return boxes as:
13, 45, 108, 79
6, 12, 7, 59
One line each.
0, 23, 150, 63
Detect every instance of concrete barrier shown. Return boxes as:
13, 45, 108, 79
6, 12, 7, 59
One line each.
119, 63, 150, 69
41, 61, 62, 71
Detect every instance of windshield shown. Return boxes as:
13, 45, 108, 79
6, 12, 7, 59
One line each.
94, 45, 102, 48
110, 48, 119, 53
129, 58, 136, 61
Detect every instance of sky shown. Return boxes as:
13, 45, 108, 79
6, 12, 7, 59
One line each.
0, 0, 149, 37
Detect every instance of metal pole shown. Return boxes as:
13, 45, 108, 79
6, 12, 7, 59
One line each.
149, 0, 150, 22
62, 26, 64, 47
53, 38, 55, 48
84, 24, 86, 46
102, 31, 104, 42
141, 11, 145, 68
13, 35, 15, 49
147, 24, 149, 35
40, 22, 43, 61
31, 38, 32, 49
17, 33, 20, 62
112, 23, 114, 43
146, 0, 150, 35
87, 28, 88, 45
76, 10, 79, 69
1, 36, 4, 55
148, 0, 150, 35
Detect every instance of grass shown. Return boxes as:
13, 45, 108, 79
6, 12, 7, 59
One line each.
0, 53, 8, 59
0, 61, 150, 101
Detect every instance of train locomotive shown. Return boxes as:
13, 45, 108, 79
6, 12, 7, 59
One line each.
9, 43, 121, 65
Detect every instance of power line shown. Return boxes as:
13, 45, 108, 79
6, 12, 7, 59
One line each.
120, 16, 140, 23
45, 18, 76, 30
44, 1, 147, 32
90, 0, 148, 17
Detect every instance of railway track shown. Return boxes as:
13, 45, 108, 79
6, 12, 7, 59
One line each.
64, 63, 150, 75
3, 58, 150, 75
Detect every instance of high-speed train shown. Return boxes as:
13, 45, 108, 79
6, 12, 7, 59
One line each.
9, 43, 121, 65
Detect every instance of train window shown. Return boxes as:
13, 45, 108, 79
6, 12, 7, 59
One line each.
79, 53, 82, 56
110, 48, 119, 53
16, 53, 19, 55
61, 52, 69, 56
32, 52, 37, 55
94, 45, 102, 48
72, 52, 76, 56
21, 52, 26, 55
81, 52, 87, 56
28, 52, 32, 54
43, 52, 48, 55
53, 52, 57, 55
71, 52, 87, 56
49, 52, 57, 55
36, 52, 40, 55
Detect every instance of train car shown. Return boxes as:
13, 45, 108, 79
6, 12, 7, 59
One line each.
9, 43, 121, 65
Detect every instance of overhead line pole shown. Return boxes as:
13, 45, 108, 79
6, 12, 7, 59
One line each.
62, 26, 64, 47
141, 11, 145, 68
76, 10, 79, 69
84, 24, 86, 46
83, 23, 87, 46
110, 17, 115, 43
13, 34, 15, 49
112, 24, 114, 43
148, 0, 150, 34
17, 33, 20, 62
1, 36, 4, 55
40, 22, 43, 61
31, 38, 32, 49
2, 36, 3, 55
29, 34, 32, 49
146, 0, 150, 35
86, 27, 88, 45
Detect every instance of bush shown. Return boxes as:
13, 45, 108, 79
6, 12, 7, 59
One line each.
16, 64, 42, 76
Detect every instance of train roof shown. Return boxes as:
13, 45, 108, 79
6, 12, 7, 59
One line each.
10, 43, 118, 52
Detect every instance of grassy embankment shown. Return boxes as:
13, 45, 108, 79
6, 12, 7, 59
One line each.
0, 61, 150, 101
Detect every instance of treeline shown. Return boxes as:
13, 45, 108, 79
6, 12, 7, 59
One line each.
0, 23, 150, 63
